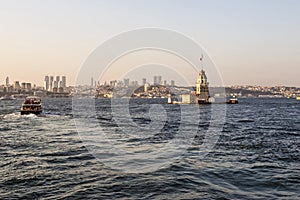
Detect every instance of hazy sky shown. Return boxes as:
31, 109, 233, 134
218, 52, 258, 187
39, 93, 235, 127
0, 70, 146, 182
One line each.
0, 0, 299, 86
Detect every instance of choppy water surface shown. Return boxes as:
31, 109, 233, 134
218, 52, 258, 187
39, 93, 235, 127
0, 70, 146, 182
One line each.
0, 98, 299, 199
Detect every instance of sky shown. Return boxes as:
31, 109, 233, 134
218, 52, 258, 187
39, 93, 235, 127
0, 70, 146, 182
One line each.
0, 0, 299, 87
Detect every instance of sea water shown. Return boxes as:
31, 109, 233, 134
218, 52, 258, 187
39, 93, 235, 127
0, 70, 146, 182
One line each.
0, 98, 299, 199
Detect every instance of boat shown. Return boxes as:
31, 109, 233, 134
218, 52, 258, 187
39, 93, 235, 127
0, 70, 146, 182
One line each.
20, 96, 42, 115
296, 96, 300, 100
0, 95, 16, 100
227, 96, 238, 104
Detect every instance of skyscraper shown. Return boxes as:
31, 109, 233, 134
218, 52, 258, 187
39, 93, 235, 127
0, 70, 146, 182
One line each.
62, 76, 66, 88
171, 80, 175, 86
44, 75, 49, 91
5, 76, 9, 86
14, 81, 20, 91
153, 76, 158, 85
53, 81, 58, 88
124, 78, 130, 87
157, 76, 162, 85
142, 78, 146, 85
49, 76, 54, 91
56, 75, 60, 82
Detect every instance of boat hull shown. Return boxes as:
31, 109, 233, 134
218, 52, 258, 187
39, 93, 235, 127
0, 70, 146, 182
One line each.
20, 110, 42, 115
197, 99, 211, 104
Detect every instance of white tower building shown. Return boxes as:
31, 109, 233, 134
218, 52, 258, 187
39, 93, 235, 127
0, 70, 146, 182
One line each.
195, 54, 210, 104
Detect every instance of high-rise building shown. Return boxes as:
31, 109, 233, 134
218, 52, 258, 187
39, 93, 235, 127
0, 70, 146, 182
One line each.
53, 80, 58, 92
21, 82, 26, 89
62, 76, 66, 88
143, 78, 147, 85
153, 76, 158, 85
163, 80, 167, 86
171, 80, 175, 86
91, 77, 94, 87
110, 80, 117, 87
58, 81, 64, 93
14, 81, 20, 91
5, 76, 9, 86
26, 83, 31, 91
157, 76, 162, 85
56, 76, 60, 83
130, 80, 138, 86
124, 78, 130, 87
53, 81, 58, 88
49, 76, 54, 91
44, 76, 49, 91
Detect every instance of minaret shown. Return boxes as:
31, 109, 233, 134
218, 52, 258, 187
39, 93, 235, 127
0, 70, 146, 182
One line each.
195, 55, 210, 104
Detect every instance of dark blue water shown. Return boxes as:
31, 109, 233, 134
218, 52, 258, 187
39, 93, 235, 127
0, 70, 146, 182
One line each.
0, 98, 299, 199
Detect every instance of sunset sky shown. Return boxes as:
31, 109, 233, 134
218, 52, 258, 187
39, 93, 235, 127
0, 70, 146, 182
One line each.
0, 0, 299, 87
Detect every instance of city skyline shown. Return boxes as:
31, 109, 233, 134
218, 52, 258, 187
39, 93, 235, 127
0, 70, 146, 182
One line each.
0, 0, 299, 87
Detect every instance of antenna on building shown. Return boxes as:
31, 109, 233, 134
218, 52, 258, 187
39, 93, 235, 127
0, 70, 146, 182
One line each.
200, 54, 204, 70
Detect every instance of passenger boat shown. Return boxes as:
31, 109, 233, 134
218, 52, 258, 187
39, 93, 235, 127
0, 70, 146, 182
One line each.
227, 96, 238, 104
20, 96, 42, 115
0, 95, 16, 100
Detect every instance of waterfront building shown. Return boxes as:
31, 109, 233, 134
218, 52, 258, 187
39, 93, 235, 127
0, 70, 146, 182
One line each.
181, 94, 191, 104
58, 87, 64, 93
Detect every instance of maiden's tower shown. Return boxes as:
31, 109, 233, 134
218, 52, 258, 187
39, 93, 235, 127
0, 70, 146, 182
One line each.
195, 55, 210, 104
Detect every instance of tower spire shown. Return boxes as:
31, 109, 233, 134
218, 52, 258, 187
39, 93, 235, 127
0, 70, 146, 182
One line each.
200, 54, 204, 71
